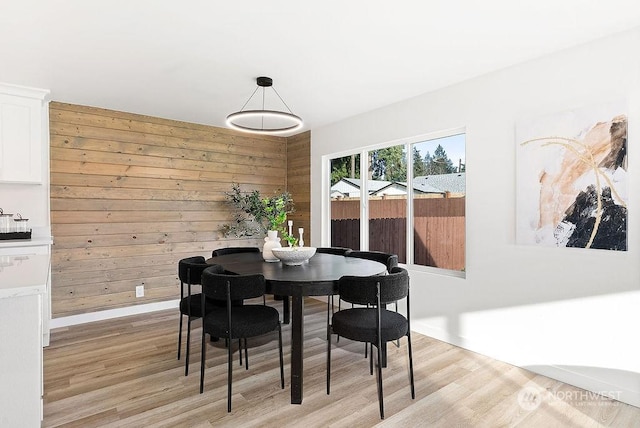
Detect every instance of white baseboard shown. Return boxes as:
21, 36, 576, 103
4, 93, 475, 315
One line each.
411, 319, 640, 409
50, 300, 179, 329
54, 296, 328, 329
524, 364, 640, 409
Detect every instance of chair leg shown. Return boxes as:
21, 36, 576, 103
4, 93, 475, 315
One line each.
177, 314, 183, 360
281, 296, 290, 324
395, 301, 400, 348
244, 338, 249, 370
199, 329, 206, 394
376, 343, 385, 419
369, 343, 373, 375
365, 304, 370, 358
227, 335, 233, 412
407, 333, 415, 399
326, 296, 331, 341
330, 295, 336, 319
185, 318, 192, 376
239, 339, 243, 367
326, 327, 332, 394
278, 324, 284, 389
336, 299, 342, 343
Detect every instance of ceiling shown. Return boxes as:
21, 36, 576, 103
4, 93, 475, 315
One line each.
2, 1, 640, 134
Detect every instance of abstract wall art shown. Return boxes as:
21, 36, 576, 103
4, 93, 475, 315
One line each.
516, 102, 628, 251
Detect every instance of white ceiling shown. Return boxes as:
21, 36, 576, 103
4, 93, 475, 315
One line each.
2, 1, 640, 134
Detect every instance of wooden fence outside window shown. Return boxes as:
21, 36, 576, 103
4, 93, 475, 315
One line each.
330, 196, 465, 270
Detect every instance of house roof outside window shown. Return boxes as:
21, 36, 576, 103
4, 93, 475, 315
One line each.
331, 173, 465, 198
414, 173, 466, 194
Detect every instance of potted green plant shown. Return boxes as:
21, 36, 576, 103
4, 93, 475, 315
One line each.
221, 183, 297, 261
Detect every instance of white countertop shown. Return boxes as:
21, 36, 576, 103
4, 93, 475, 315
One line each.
0, 231, 52, 250
0, 253, 49, 299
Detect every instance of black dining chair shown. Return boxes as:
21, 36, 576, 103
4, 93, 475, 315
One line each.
345, 250, 399, 272
199, 268, 284, 412
212, 246, 266, 305
211, 247, 260, 257
327, 267, 414, 419
315, 247, 352, 256
177, 257, 225, 376
316, 247, 352, 324
341, 251, 400, 352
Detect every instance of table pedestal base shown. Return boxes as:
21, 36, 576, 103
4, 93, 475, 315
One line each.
290, 295, 303, 403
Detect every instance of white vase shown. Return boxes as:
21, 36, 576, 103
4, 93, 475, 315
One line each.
262, 230, 282, 262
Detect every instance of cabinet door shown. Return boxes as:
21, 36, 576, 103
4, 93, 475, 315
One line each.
0, 244, 51, 346
0, 293, 43, 426
0, 93, 44, 183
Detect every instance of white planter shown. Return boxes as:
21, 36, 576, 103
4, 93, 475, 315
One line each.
262, 230, 282, 262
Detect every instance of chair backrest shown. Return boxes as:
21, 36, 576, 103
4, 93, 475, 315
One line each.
345, 250, 399, 272
211, 247, 260, 257
178, 256, 217, 285
315, 247, 352, 256
338, 267, 409, 306
201, 267, 266, 302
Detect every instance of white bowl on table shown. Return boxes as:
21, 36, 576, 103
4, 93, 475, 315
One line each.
271, 247, 317, 266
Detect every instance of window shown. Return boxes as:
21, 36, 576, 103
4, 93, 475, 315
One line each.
328, 131, 465, 275
329, 154, 361, 250
367, 145, 407, 263
412, 134, 465, 271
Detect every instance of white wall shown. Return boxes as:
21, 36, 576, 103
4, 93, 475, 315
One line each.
311, 28, 640, 407
0, 182, 49, 232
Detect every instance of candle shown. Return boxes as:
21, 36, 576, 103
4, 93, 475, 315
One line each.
298, 228, 304, 247
288, 221, 293, 246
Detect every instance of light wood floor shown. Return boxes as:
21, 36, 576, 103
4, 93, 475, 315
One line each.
43, 298, 640, 427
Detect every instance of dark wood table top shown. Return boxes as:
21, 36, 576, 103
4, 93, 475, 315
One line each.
207, 251, 386, 296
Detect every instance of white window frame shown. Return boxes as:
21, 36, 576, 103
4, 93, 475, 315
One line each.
323, 127, 466, 278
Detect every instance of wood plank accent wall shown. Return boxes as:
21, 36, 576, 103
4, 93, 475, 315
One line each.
286, 131, 311, 243
49, 102, 309, 318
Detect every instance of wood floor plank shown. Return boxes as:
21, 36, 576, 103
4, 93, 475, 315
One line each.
43, 298, 640, 427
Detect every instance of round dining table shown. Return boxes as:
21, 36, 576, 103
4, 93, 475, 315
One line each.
206, 251, 386, 404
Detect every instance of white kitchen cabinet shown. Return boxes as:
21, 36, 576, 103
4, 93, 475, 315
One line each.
0, 83, 50, 184
0, 238, 52, 345
0, 253, 49, 426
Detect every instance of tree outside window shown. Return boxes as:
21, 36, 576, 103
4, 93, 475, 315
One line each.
328, 132, 465, 274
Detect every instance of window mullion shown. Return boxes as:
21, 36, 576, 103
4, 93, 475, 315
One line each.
406, 141, 414, 265
360, 148, 369, 251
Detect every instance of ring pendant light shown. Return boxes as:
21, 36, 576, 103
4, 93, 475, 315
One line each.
226, 76, 303, 135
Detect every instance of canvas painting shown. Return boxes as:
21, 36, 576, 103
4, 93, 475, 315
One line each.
516, 102, 628, 250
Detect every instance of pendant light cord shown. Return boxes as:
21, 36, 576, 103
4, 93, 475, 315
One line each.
238, 86, 260, 112
261, 86, 265, 130
272, 86, 294, 114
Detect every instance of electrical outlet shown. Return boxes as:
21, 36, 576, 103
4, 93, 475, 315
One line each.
135, 285, 144, 298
